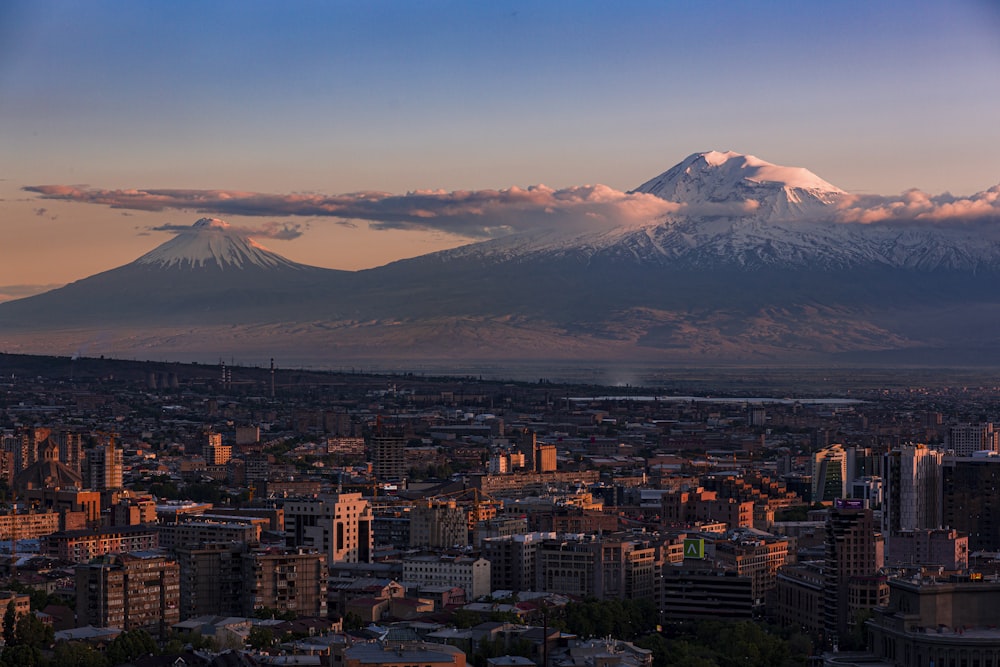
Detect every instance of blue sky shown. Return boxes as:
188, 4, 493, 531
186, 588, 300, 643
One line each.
2, 0, 1000, 291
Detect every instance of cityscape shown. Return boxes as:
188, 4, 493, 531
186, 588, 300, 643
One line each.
0, 355, 994, 666
4, 2, 1000, 667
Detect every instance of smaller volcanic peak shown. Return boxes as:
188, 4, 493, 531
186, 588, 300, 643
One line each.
631, 151, 846, 223
136, 218, 304, 271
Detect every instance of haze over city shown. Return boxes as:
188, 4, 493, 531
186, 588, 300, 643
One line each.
3, 0, 1000, 303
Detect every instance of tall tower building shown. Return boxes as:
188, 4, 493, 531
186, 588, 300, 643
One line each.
75, 552, 180, 637
84, 440, 123, 490
882, 444, 943, 540
57, 431, 84, 475
823, 500, 887, 647
942, 455, 1000, 551
369, 429, 407, 481
811, 444, 848, 503
242, 547, 327, 618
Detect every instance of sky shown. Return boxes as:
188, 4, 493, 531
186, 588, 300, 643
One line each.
2, 0, 1000, 299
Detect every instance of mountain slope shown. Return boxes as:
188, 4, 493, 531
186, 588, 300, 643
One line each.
0, 218, 351, 327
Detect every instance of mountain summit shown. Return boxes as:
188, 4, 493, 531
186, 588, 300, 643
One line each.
632, 150, 846, 223
136, 218, 305, 271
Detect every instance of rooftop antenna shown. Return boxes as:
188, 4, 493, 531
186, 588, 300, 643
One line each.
270, 358, 275, 400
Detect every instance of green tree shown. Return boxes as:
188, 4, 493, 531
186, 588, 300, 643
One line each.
2, 602, 15, 647
342, 611, 366, 631
50, 641, 110, 667
247, 626, 275, 651
12, 612, 53, 650
105, 629, 156, 666
0, 644, 42, 667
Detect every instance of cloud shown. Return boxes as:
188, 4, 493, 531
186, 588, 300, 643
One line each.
24, 183, 681, 238
150, 220, 304, 240
834, 185, 1000, 225
25, 181, 1000, 239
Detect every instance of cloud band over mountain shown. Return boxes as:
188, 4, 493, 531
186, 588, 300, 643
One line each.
23, 179, 1000, 240
23, 184, 681, 237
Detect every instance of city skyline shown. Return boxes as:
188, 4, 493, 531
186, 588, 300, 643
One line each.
3, 0, 1000, 298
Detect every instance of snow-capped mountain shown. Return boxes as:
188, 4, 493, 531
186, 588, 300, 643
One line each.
0, 218, 347, 327
423, 151, 1000, 272
632, 150, 845, 220
3, 150, 1000, 367
135, 218, 308, 271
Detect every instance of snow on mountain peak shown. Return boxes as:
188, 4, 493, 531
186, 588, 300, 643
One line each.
631, 151, 846, 224
135, 218, 304, 271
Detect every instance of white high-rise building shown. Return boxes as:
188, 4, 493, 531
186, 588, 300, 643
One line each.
946, 423, 998, 457
883, 444, 943, 538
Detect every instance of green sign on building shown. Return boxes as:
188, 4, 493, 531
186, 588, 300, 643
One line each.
683, 538, 705, 559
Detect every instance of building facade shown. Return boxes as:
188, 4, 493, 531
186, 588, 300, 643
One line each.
284, 493, 373, 564
75, 552, 180, 636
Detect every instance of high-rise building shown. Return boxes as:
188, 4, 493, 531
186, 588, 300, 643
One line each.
284, 493, 373, 564
242, 547, 327, 618
176, 543, 327, 620
176, 542, 245, 620
882, 445, 943, 543
75, 552, 180, 636
482, 531, 556, 593
811, 444, 848, 503
369, 430, 407, 481
942, 454, 1000, 551
204, 432, 232, 466
946, 423, 998, 456
823, 499, 887, 646
56, 431, 84, 475
409, 499, 469, 549
535, 534, 657, 601
84, 441, 123, 491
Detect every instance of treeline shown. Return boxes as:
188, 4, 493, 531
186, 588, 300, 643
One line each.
556, 599, 813, 667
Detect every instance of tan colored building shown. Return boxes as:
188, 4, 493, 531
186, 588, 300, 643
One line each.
0, 510, 61, 541
75, 552, 180, 637
23, 488, 103, 527
204, 432, 232, 466
157, 519, 260, 550
402, 554, 491, 600
661, 488, 753, 530
713, 531, 790, 605
285, 493, 373, 564
0, 590, 31, 635
42, 525, 159, 563
111, 495, 157, 526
